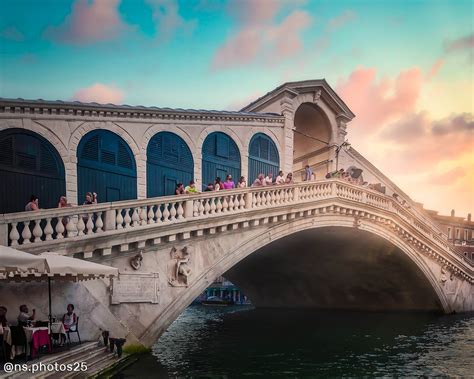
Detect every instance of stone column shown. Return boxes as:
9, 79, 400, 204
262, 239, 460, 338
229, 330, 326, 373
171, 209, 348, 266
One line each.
280, 98, 295, 175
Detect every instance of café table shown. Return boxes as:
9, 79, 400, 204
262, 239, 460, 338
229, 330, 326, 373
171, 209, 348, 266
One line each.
24, 326, 51, 358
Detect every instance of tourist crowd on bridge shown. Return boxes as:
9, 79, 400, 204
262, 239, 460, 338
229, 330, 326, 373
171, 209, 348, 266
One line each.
22, 164, 409, 211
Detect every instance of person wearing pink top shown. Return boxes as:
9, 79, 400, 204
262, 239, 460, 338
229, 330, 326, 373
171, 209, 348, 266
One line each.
223, 174, 235, 189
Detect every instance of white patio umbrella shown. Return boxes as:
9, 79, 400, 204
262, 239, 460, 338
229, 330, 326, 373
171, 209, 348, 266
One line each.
0, 248, 118, 329
0, 245, 48, 274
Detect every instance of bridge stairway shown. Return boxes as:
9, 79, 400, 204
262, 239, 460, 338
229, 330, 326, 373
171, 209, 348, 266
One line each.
0, 341, 126, 379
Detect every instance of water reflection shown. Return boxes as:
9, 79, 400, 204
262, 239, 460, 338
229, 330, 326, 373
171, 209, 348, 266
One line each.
120, 306, 474, 377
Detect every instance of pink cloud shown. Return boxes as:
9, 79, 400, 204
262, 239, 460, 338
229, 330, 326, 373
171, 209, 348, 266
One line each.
336, 67, 423, 131
444, 33, 474, 53
426, 59, 445, 81
427, 166, 466, 186
363, 111, 473, 175
327, 10, 356, 32
44, 0, 129, 45
72, 83, 125, 104
212, 2, 311, 70
271, 10, 311, 58
146, 0, 196, 42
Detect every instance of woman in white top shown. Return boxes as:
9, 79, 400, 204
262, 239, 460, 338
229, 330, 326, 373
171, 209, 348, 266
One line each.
275, 171, 285, 185
237, 176, 247, 188
264, 173, 273, 185
214, 177, 223, 191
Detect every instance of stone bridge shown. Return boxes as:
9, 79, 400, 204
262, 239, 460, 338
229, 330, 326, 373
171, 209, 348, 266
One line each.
0, 179, 473, 347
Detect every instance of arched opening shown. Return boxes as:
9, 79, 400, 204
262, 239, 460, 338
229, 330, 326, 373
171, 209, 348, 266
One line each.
147, 132, 194, 197
293, 103, 332, 181
0, 128, 65, 213
224, 227, 443, 311
77, 130, 137, 204
248, 133, 280, 184
202, 132, 241, 190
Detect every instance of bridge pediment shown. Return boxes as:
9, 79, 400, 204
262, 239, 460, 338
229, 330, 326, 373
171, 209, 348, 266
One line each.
241, 79, 355, 122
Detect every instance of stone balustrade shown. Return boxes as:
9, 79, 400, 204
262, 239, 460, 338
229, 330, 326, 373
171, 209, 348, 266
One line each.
0, 179, 470, 272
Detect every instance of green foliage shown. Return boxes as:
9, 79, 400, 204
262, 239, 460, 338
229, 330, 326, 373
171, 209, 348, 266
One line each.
122, 344, 152, 355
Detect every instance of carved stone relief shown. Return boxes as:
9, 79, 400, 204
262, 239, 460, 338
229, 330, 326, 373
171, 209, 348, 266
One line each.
168, 246, 193, 287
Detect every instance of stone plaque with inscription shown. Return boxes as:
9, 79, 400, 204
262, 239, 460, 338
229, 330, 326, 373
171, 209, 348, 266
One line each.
111, 273, 159, 304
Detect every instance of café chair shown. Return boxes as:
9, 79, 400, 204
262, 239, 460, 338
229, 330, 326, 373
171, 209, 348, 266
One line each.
66, 317, 81, 346
9, 326, 28, 362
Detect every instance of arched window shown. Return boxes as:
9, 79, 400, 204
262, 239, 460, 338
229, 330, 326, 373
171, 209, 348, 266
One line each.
147, 132, 194, 197
248, 133, 280, 183
77, 130, 137, 203
202, 132, 241, 190
0, 129, 65, 213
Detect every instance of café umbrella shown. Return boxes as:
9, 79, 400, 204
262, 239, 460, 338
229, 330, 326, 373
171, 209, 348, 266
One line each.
0, 247, 118, 329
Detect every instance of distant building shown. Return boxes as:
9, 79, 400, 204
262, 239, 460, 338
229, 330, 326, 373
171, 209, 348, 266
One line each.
419, 206, 474, 260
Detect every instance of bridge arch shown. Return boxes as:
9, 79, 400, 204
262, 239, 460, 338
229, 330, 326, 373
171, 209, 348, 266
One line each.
140, 215, 449, 345
146, 131, 194, 197
293, 100, 334, 180
0, 128, 66, 213
77, 129, 137, 203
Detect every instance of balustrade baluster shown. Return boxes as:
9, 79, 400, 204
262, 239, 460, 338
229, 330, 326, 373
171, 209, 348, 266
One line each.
170, 203, 177, 221
44, 218, 54, 241
210, 199, 216, 214
177, 202, 184, 219
77, 216, 85, 236
260, 192, 266, 207
55, 217, 65, 239
155, 205, 163, 223
193, 201, 200, 217
216, 198, 223, 213
124, 209, 132, 228
140, 207, 148, 226
163, 203, 171, 222
199, 200, 205, 216
116, 210, 124, 229
271, 191, 276, 204
148, 206, 155, 224
275, 190, 281, 204
21, 221, 32, 244
204, 199, 210, 215
132, 208, 140, 227
266, 191, 272, 205
9, 222, 20, 246
239, 194, 245, 209
222, 197, 229, 212
66, 216, 76, 238
86, 214, 94, 235
32, 219, 43, 242
96, 212, 104, 232
228, 196, 235, 211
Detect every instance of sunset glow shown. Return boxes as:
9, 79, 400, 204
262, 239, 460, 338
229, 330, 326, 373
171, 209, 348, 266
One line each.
0, 0, 472, 215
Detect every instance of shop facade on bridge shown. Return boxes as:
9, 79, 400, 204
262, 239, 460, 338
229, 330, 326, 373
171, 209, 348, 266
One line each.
0, 80, 355, 213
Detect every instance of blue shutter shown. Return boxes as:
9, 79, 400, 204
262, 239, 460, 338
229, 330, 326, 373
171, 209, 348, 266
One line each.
248, 133, 280, 184
146, 132, 194, 198
78, 130, 137, 203
0, 129, 65, 213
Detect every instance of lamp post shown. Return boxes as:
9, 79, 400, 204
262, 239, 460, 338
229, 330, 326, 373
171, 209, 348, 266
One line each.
334, 140, 351, 171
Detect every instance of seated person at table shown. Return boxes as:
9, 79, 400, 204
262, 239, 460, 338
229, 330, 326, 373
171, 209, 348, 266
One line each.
62, 304, 77, 332
0, 305, 7, 327
17, 304, 35, 325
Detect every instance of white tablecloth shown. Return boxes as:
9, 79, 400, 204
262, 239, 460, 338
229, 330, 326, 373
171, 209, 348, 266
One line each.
51, 322, 66, 334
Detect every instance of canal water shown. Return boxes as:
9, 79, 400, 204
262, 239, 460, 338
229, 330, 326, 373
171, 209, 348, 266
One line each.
117, 306, 473, 377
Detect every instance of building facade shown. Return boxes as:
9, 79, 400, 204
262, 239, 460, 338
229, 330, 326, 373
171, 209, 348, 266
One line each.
425, 209, 474, 261
0, 80, 357, 214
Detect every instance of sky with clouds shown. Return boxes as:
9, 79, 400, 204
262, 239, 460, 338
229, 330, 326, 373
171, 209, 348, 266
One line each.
0, 0, 472, 216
